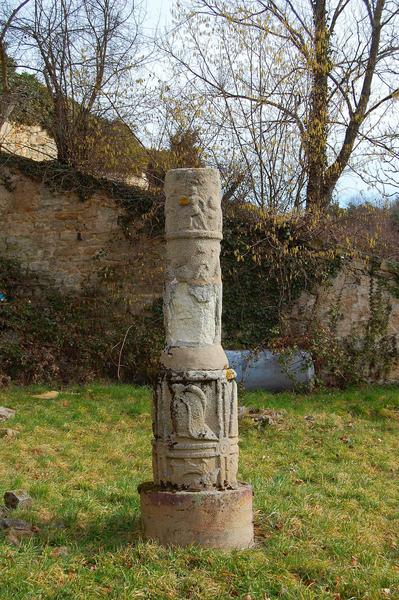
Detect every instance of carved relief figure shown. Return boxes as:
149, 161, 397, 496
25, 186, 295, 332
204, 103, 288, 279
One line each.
187, 186, 220, 232
169, 246, 220, 283
171, 384, 217, 440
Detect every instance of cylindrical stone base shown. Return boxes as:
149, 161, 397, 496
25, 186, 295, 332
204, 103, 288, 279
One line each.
138, 482, 254, 549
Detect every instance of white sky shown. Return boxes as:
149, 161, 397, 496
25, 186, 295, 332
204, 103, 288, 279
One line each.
143, 0, 173, 33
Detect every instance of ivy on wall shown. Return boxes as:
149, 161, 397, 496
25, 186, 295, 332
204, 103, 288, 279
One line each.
0, 151, 163, 209
0, 257, 164, 386
221, 203, 341, 347
1, 157, 398, 386
306, 263, 398, 387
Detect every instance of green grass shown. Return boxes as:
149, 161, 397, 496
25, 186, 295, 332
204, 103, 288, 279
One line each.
0, 383, 399, 599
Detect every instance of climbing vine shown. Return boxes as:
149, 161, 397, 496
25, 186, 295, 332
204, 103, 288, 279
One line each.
305, 261, 398, 386
1, 156, 398, 386
221, 203, 342, 347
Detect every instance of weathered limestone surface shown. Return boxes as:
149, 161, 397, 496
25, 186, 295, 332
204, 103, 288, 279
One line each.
0, 121, 57, 162
139, 483, 254, 549
140, 167, 253, 548
161, 168, 225, 370
153, 168, 239, 491
153, 369, 239, 490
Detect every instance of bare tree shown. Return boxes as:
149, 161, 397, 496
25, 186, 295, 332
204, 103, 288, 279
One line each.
166, 0, 399, 211
11, 0, 147, 169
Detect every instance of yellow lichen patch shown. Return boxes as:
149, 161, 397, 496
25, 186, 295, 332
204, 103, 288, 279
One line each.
178, 196, 190, 206
225, 368, 235, 381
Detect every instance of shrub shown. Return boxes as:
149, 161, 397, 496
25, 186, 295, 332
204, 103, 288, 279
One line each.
0, 257, 164, 386
221, 204, 342, 347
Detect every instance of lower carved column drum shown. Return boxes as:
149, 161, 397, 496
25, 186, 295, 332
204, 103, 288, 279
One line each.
152, 369, 239, 491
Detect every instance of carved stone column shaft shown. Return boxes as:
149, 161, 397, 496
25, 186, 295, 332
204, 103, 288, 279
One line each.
153, 168, 238, 491
139, 167, 253, 549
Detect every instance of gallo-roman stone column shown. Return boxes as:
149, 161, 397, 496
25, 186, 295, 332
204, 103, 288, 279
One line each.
139, 167, 253, 549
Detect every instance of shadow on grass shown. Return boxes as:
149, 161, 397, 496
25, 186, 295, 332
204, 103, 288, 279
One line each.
40, 510, 143, 552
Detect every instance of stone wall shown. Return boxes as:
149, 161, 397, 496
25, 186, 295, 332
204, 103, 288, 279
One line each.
0, 159, 164, 311
1, 158, 398, 381
288, 259, 399, 381
0, 121, 147, 187
0, 121, 57, 162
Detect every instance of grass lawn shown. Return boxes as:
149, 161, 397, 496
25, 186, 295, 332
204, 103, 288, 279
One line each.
0, 384, 398, 599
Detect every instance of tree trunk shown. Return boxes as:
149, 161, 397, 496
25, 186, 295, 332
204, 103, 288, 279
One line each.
53, 102, 91, 169
52, 95, 77, 166
53, 106, 71, 165
305, 0, 331, 212
323, 0, 385, 199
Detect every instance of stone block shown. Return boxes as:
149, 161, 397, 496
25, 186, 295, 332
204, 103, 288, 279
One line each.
139, 483, 253, 549
4, 490, 33, 510
0, 407, 15, 422
0, 428, 18, 439
152, 369, 239, 490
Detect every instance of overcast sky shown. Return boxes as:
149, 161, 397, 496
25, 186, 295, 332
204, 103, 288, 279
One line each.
143, 0, 172, 33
